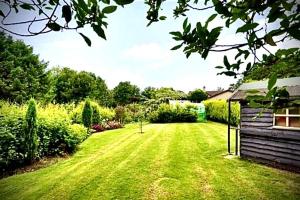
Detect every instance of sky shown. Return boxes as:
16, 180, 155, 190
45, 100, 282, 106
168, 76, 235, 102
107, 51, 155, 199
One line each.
4, 1, 300, 92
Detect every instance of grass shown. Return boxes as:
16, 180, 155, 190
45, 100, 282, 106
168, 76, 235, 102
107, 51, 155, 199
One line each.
0, 122, 299, 200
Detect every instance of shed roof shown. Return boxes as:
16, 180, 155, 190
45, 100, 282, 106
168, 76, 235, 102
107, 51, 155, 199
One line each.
230, 77, 300, 101
207, 90, 232, 98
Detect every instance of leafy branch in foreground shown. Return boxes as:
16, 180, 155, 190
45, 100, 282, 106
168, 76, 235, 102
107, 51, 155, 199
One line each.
0, 0, 299, 81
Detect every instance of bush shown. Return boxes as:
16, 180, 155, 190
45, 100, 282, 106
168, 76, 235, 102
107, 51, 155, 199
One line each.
24, 98, 38, 162
204, 100, 240, 126
91, 121, 123, 133
37, 103, 88, 156
82, 99, 93, 128
71, 101, 115, 124
149, 103, 198, 123
0, 101, 88, 172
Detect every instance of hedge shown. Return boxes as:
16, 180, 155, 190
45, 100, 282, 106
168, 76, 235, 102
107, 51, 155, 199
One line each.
204, 100, 240, 126
0, 101, 88, 172
149, 103, 198, 123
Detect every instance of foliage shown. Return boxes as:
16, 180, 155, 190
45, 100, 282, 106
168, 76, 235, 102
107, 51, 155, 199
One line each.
92, 121, 123, 132
2, 1, 298, 81
70, 101, 115, 124
204, 100, 240, 126
141, 87, 157, 99
24, 99, 38, 162
114, 106, 127, 124
113, 81, 141, 105
187, 89, 208, 103
0, 101, 88, 171
51, 67, 111, 105
0, 101, 27, 171
37, 103, 87, 156
149, 103, 197, 123
0, 32, 49, 103
244, 48, 300, 82
82, 99, 93, 129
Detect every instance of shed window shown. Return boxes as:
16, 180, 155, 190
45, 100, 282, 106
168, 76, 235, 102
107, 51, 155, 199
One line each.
273, 107, 300, 128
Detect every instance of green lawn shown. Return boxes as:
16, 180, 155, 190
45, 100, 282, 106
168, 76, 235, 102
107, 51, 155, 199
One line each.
0, 122, 299, 200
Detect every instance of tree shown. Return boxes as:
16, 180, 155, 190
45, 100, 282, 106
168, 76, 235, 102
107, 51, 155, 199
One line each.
155, 87, 187, 100
244, 48, 300, 81
82, 99, 93, 130
51, 67, 111, 104
230, 48, 300, 89
0, 32, 49, 103
1, 1, 298, 73
142, 87, 157, 99
187, 89, 208, 103
113, 81, 140, 105
24, 98, 38, 163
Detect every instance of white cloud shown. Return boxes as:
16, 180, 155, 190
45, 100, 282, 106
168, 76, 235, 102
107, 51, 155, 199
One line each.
122, 43, 172, 62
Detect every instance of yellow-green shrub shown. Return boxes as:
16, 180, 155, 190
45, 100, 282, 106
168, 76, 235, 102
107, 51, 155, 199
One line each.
204, 100, 240, 126
70, 101, 115, 124
0, 101, 88, 171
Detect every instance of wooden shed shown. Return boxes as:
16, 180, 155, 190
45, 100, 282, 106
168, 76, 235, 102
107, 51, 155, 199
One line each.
228, 77, 300, 169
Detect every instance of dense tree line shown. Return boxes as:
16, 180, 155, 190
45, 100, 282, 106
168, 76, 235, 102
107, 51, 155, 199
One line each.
0, 32, 210, 105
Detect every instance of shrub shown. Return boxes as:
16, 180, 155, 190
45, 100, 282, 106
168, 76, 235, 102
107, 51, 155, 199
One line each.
114, 106, 127, 124
0, 101, 27, 169
204, 100, 240, 126
149, 103, 198, 123
37, 103, 88, 156
106, 121, 123, 130
82, 99, 93, 129
24, 98, 38, 162
91, 124, 106, 132
0, 101, 88, 172
91, 121, 123, 133
70, 101, 115, 124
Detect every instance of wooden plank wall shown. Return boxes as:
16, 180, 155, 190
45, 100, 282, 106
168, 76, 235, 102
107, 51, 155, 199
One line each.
240, 106, 300, 168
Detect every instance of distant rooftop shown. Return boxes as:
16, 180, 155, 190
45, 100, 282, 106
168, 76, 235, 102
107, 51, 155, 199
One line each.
207, 90, 232, 98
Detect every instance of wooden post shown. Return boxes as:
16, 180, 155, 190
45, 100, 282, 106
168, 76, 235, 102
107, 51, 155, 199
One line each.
228, 99, 231, 154
235, 128, 238, 156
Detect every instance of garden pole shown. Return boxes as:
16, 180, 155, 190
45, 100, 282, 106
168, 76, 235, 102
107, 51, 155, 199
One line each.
235, 128, 238, 156
228, 99, 231, 154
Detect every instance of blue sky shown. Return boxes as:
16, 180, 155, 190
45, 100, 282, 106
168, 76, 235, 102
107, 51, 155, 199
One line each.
8, 1, 299, 92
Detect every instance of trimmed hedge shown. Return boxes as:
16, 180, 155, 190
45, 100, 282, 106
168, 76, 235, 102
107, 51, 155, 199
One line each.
204, 100, 240, 126
149, 103, 198, 123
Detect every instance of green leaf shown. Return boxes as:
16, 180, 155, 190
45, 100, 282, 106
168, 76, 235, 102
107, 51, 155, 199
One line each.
215, 66, 223, 69
248, 100, 263, 108
236, 23, 259, 33
170, 44, 182, 50
205, 14, 217, 28
268, 73, 277, 90
62, 5, 72, 23
20, 3, 35, 10
92, 25, 106, 40
183, 18, 188, 30
246, 89, 260, 94
223, 71, 236, 76
170, 31, 182, 38
223, 56, 230, 69
114, 0, 134, 6
46, 22, 61, 31
102, 6, 117, 14
102, 0, 110, 4
265, 34, 276, 46
79, 33, 91, 46
159, 16, 167, 20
